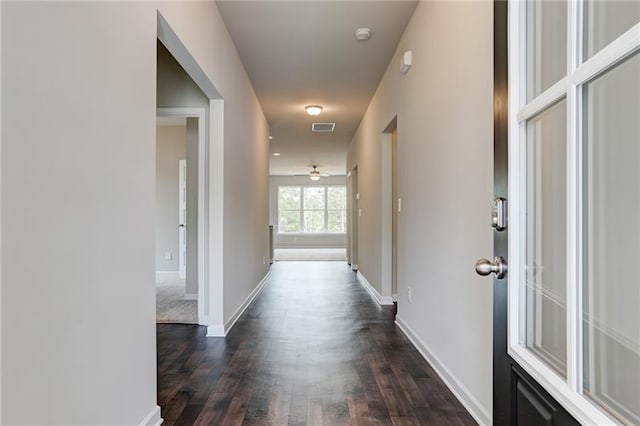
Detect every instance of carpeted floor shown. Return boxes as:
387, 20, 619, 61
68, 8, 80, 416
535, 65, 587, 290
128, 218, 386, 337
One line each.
156, 274, 198, 324
273, 248, 347, 261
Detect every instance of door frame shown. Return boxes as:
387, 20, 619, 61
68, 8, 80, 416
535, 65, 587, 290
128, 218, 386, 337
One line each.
157, 107, 207, 326
178, 159, 187, 280
347, 166, 358, 271
381, 117, 398, 303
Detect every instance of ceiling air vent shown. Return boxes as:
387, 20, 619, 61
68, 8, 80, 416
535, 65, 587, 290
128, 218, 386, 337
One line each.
311, 122, 335, 132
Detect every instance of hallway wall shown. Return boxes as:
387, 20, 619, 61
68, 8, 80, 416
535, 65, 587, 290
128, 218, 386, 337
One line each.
1, 1, 268, 424
347, 1, 494, 423
2, 3, 158, 424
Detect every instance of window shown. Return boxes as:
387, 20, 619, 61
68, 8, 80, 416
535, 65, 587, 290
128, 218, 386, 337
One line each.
278, 185, 346, 234
509, 1, 640, 423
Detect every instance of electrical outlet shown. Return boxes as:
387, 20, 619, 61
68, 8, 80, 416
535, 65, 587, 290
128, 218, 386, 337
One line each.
407, 286, 413, 303
164, 251, 172, 261
262, 255, 266, 265
358, 208, 362, 217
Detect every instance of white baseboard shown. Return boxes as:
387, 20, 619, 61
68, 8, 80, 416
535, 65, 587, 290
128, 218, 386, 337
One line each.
356, 271, 394, 305
395, 316, 491, 426
224, 271, 272, 334
206, 271, 272, 337
206, 324, 225, 337
184, 293, 197, 301
139, 405, 162, 426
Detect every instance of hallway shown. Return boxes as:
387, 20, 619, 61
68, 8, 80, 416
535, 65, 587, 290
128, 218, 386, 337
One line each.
157, 262, 476, 425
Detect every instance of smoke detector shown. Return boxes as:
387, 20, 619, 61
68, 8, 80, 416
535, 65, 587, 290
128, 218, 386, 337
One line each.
354, 28, 371, 41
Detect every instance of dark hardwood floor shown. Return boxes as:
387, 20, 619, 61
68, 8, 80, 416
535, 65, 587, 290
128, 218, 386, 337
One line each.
157, 262, 477, 425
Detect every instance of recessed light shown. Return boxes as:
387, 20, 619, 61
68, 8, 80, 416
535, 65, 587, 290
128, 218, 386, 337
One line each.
268, 136, 273, 140
355, 28, 371, 41
305, 105, 323, 116
273, 152, 281, 156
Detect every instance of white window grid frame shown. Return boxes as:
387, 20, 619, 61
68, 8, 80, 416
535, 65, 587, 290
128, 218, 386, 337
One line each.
277, 185, 347, 234
508, 1, 640, 425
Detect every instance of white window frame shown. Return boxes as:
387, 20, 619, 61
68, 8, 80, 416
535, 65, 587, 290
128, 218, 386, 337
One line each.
508, 1, 640, 424
277, 185, 347, 234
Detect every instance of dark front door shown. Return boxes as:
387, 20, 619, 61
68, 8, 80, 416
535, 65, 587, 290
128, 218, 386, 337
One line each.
489, 1, 640, 425
490, 4, 579, 424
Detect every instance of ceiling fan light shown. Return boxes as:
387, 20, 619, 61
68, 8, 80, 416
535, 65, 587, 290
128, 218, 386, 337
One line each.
305, 105, 323, 116
309, 165, 321, 180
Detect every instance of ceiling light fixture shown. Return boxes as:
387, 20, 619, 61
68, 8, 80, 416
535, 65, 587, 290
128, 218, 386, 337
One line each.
305, 105, 323, 116
354, 28, 371, 41
268, 135, 273, 140
273, 152, 281, 156
309, 165, 321, 181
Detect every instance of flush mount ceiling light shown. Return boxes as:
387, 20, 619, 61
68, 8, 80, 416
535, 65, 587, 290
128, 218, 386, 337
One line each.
268, 135, 273, 140
305, 105, 323, 116
309, 165, 321, 181
273, 152, 281, 156
354, 28, 371, 41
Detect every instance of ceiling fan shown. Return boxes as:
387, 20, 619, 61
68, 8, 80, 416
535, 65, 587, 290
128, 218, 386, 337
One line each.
293, 165, 331, 180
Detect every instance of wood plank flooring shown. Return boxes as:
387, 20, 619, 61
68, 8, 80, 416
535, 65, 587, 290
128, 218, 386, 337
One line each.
157, 262, 477, 425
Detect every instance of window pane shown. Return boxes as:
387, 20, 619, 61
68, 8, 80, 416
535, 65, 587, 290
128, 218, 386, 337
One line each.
524, 99, 567, 376
303, 211, 325, 233
583, 53, 640, 424
526, 0, 567, 101
328, 187, 346, 210
278, 187, 300, 210
584, 1, 640, 60
328, 210, 346, 233
303, 187, 325, 210
279, 210, 300, 233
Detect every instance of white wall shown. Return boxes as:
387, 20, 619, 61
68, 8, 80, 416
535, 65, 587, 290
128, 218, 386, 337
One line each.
2, 3, 158, 424
269, 175, 347, 249
156, 125, 186, 272
1, 1, 269, 423
347, 2, 494, 423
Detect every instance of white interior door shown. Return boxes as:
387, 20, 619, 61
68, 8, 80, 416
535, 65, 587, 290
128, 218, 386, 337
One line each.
178, 159, 187, 280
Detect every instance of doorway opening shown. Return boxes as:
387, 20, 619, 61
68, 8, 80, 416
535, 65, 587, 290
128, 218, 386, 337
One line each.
155, 111, 206, 325
157, 11, 226, 336
269, 176, 349, 262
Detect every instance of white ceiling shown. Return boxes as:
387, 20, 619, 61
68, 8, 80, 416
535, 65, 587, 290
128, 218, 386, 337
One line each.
216, 1, 418, 176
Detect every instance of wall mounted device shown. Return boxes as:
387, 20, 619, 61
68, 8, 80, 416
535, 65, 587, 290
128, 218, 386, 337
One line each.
400, 50, 412, 74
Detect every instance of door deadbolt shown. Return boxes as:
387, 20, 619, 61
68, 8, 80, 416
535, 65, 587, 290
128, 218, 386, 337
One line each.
491, 197, 507, 231
475, 256, 507, 279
